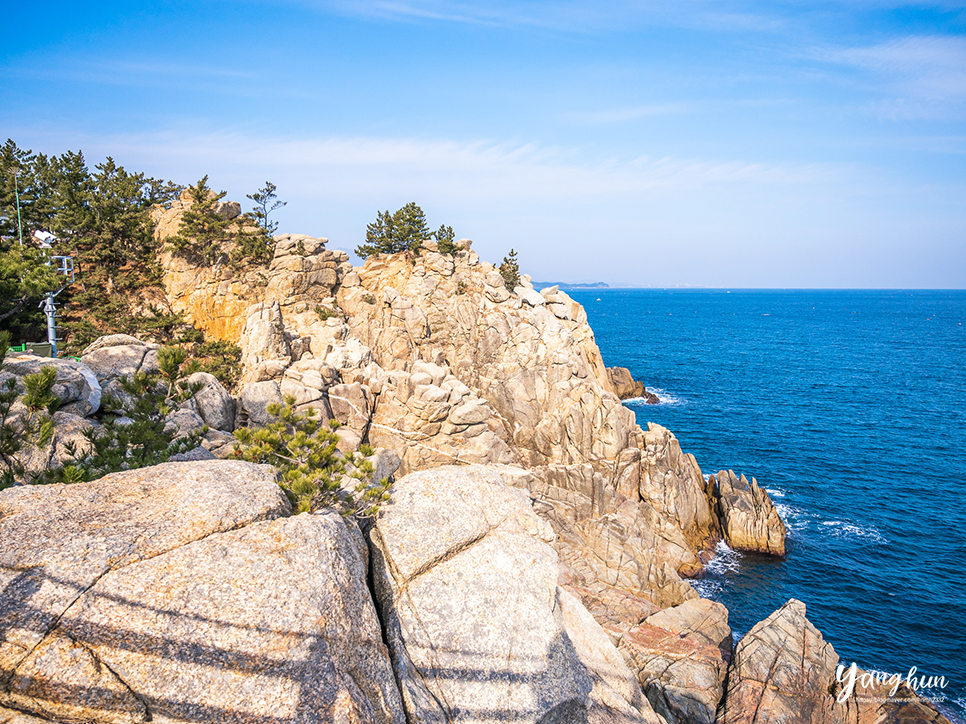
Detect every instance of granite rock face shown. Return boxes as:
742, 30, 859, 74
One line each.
368, 465, 664, 723
0, 460, 406, 724
709, 469, 786, 556
607, 366, 645, 400
146, 209, 789, 641
182, 371, 235, 431
719, 598, 837, 724
609, 598, 731, 724
720, 599, 954, 724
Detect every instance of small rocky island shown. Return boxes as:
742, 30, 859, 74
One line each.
0, 192, 950, 723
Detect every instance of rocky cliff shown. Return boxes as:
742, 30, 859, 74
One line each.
0, 208, 942, 722
150, 205, 791, 622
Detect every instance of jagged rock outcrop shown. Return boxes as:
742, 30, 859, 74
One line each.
708, 469, 786, 556
367, 465, 665, 723
641, 423, 719, 554
719, 599, 840, 724
609, 598, 732, 724
720, 599, 953, 724
0, 460, 406, 723
607, 366, 658, 403
147, 203, 787, 635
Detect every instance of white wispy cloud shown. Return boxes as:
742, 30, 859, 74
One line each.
816, 35, 966, 119
312, 0, 786, 34
80, 131, 840, 201
1, 57, 261, 90
562, 103, 690, 124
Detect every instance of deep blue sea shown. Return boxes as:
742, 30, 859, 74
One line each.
567, 289, 966, 720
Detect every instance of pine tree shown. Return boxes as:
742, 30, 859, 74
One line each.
500, 249, 520, 290
434, 224, 456, 255
355, 203, 440, 258
168, 176, 234, 267
0, 141, 62, 329
393, 202, 430, 253
246, 181, 286, 234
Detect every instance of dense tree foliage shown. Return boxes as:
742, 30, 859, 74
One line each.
169, 176, 276, 268
233, 396, 391, 516
0, 139, 183, 349
355, 203, 457, 259
0, 140, 282, 352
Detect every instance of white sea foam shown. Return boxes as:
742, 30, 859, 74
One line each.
622, 387, 686, 406
775, 502, 808, 533
820, 519, 889, 545
691, 540, 743, 600
766, 487, 785, 498
704, 540, 743, 575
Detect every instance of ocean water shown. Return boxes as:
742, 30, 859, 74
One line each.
568, 289, 966, 720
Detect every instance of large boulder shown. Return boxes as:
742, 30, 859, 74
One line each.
368, 465, 664, 723
610, 598, 731, 724
0, 355, 101, 417
236, 379, 284, 427
708, 469, 786, 555
719, 599, 955, 724
607, 366, 645, 400
183, 371, 235, 431
10, 411, 93, 481
81, 341, 159, 384
0, 460, 406, 724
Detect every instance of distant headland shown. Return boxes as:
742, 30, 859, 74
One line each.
532, 280, 610, 290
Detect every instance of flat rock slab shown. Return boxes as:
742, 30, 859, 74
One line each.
0, 464, 405, 724
0, 461, 289, 684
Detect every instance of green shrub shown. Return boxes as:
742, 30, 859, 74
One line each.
232, 395, 391, 517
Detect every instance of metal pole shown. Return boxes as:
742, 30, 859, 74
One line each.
44, 293, 57, 358
13, 168, 23, 247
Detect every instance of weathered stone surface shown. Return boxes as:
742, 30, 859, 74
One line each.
608, 598, 731, 724
80, 334, 151, 356
0, 704, 57, 723
0, 355, 102, 417
369, 466, 662, 723
81, 344, 159, 385
162, 407, 205, 438
237, 379, 283, 427
0, 461, 288, 694
719, 599, 838, 724
183, 371, 235, 431
0, 462, 407, 724
641, 423, 719, 553
607, 366, 645, 400
238, 301, 292, 384
11, 411, 93, 481
709, 469, 786, 556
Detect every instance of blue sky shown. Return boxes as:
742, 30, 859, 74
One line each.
2, 1, 964, 287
